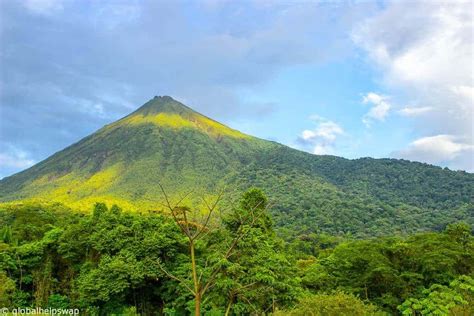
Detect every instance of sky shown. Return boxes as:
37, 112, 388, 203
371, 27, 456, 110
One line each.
0, 0, 473, 179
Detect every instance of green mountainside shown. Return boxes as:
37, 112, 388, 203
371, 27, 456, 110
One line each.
0, 96, 472, 237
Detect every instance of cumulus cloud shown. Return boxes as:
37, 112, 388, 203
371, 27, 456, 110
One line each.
353, 0, 473, 170
0, 151, 34, 169
0, 145, 35, 179
298, 116, 344, 155
393, 135, 473, 170
361, 92, 391, 126
398, 106, 433, 117
21, 0, 64, 15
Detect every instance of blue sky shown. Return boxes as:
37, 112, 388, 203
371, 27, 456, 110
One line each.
0, 0, 472, 178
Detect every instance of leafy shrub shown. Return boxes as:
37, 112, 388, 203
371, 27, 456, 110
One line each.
275, 292, 383, 316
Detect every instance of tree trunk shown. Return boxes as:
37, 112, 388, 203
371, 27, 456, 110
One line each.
190, 241, 201, 316
195, 292, 201, 316
225, 294, 234, 316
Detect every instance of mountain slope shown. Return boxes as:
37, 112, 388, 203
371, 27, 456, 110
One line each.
1, 96, 472, 237
0, 96, 274, 207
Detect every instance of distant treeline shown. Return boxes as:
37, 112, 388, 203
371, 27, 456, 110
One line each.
0, 189, 473, 315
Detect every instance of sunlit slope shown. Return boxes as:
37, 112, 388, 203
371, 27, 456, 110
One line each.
0, 96, 274, 209
0, 96, 472, 236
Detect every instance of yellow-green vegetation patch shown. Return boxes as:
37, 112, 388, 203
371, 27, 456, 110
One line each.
0, 199, 72, 211
18, 164, 127, 210
123, 113, 194, 129
0, 196, 153, 215
60, 195, 143, 212
120, 112, 250, 139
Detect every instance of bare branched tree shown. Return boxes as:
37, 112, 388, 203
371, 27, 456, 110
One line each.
157, 184, 266, 316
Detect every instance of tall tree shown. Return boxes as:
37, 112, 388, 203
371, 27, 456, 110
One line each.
158, 185, 272, 316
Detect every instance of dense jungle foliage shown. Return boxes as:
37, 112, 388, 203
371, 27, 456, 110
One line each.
1, 188, 473, 315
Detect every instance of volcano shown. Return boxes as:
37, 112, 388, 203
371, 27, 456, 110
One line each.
1, 96, 472, 236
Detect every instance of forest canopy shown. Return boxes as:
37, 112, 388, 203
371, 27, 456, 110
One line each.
0, 189, 472, 315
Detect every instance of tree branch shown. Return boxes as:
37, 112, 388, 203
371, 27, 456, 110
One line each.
157, 261, 195, 296
201, 200, 268, 296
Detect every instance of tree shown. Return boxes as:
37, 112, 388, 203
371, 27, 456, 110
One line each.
274, 292, 381, 316
216, 188, 300, 314
445, 222, 471, 247
158, 185, 275, 316
398, 275, 474, 315
73, 203, 183, 314
0, 271, 16, 306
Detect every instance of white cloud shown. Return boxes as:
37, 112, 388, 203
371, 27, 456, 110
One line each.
298, 116, 344, 155
22, 0, 64, 15
353, 0, 473, 170
451, 85, 474, 108
393, 135, 473, 170
362, 92, 384, 105
361, 92, 391, 126
0, 148, 35, 170
302, 121, 344, 142
312, 144, 333, 155
398, 106, 433, 117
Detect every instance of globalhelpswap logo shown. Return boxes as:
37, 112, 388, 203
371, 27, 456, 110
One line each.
0, 307, 80, 315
